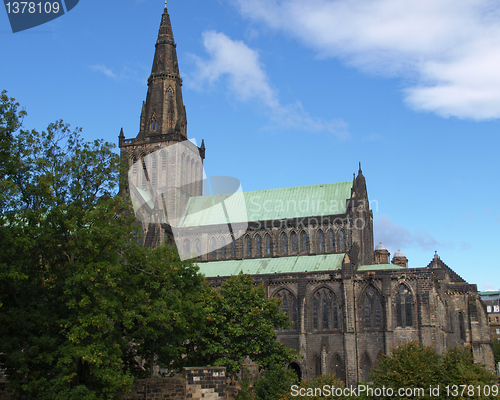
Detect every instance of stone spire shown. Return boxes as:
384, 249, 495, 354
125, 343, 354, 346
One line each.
136, 3, 187, 140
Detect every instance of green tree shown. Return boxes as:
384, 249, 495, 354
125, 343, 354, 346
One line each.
0, 93, 206, 399
492, 338, 500, 365
187, 273, 296, 378
371, 341, 498, 400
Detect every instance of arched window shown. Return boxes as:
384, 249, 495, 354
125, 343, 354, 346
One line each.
459, 312, 466, 340
210, 237, 216, 260
151, 153, 157, 170
281, 233, 288, 255
231, 236, 235, 258
314, 356, 322, 377
396, 284, 413, 328
151, 171, 157, 188
291, 232, 298, 253
301, 231, 308, 253
183, 239, 190, 255
362, 354, 371, 382
274, 289, 298, 331
141, 169, 147, 190
245, 235, 251, 257
195, 239, 201, 260
221, 237, 226, 258
265, 234, 272, 255
339, 228, 345, 251
328, 230, 335, 252
364, 285, 382, 329
161, 151, 167, 170
312, 288, 339, 330
255, 234, 261, 256
333, 355, 345, 383
318, 230, 325, 253
166, 87, 173, 99
150, 117, 158, 131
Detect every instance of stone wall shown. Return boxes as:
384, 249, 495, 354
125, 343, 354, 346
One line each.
122, 367, 226, 400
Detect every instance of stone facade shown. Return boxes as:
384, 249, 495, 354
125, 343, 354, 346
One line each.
119, 4, 495, 387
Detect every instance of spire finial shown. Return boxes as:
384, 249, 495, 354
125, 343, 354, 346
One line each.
359, 161, 362, 173
165, 0, 167, 7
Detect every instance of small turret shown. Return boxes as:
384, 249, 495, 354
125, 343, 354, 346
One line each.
392, 250, 408, 268
374, 242, 390, 264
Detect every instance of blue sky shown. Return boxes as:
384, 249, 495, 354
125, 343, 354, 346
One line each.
2, 0, 499, 291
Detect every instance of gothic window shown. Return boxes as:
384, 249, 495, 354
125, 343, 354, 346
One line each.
291, 232, 298, 253
301, 231, 308, 253
150, 117, 158, 131
195, 239, 201, 260
339, 228, 345, 252
265, 234, 272, 255
318, 230, 325, 253
245, 235, 251, 257
312, 288, 339, 330
152, 171, 157, 188
221, 237, 226, 258
362, 354, 372, 382
152, 153, 157, 170
255, 234, 261, 256
363, 285, 382, 329
333, 355, 345, 383
274, 289, 298, 331
281, 232, 288, 255
183, 240, 190, 255
141, 170, 147, 190
132, 158, 138, 174
210, 237, 216, 260
231, 236, 235, 258
161, 151, 167, 170
396, 284, 413, 328
166, 87, 173, 99
314, 356, 321, 377
459, 312, 466, 340
328, 229, 335, 252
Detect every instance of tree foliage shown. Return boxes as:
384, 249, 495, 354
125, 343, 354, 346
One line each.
186, 273, 296, 378
0, 92, 206, 399
492, 338, 500, 365
371, 341, 498, 400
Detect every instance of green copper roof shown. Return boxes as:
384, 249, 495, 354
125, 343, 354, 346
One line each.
180, 181, 353, 227
197, 253, 346, 278
357, 264, 407, 271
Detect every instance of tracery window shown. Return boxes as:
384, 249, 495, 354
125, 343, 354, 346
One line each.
281, 232, 288, 255
245, 235, 251, 257
339, 228, 345, 251
265, 234, 272, 255
459, 312, 466, 340
255, 234, 262, 256
230, 236, 235, 258
150, 117, 158, 131
183, 240, 190, 255
318, 230, 325, 253
314, 356, 322, 377
221, 237, 226, 258
301, 231, 308, 253
312, 288, 339, 330
291, 232, 298, 253
396, 284, 413, 328
274, 289, 298, 330
328, 230, 335, 252
364, 285, 382, 329
195, 239, 201, 260
362, 354, 371, 382
210, 237, 216, 260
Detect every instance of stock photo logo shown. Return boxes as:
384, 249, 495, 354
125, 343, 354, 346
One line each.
3, 0, 79, 33
128, 140, 248, 261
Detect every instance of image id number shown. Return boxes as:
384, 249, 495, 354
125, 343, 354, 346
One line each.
5, 2, 60, 14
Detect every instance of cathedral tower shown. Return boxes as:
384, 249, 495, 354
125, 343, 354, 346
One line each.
119, 3, 205, 245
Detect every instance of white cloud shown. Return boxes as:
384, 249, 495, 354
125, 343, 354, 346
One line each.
374, 214, 442, 253
90, 64, 118, 79
228, 0, 500, 120
189, 30, 350, 139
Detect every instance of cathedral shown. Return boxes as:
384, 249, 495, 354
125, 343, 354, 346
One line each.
119, 4, 495, 385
